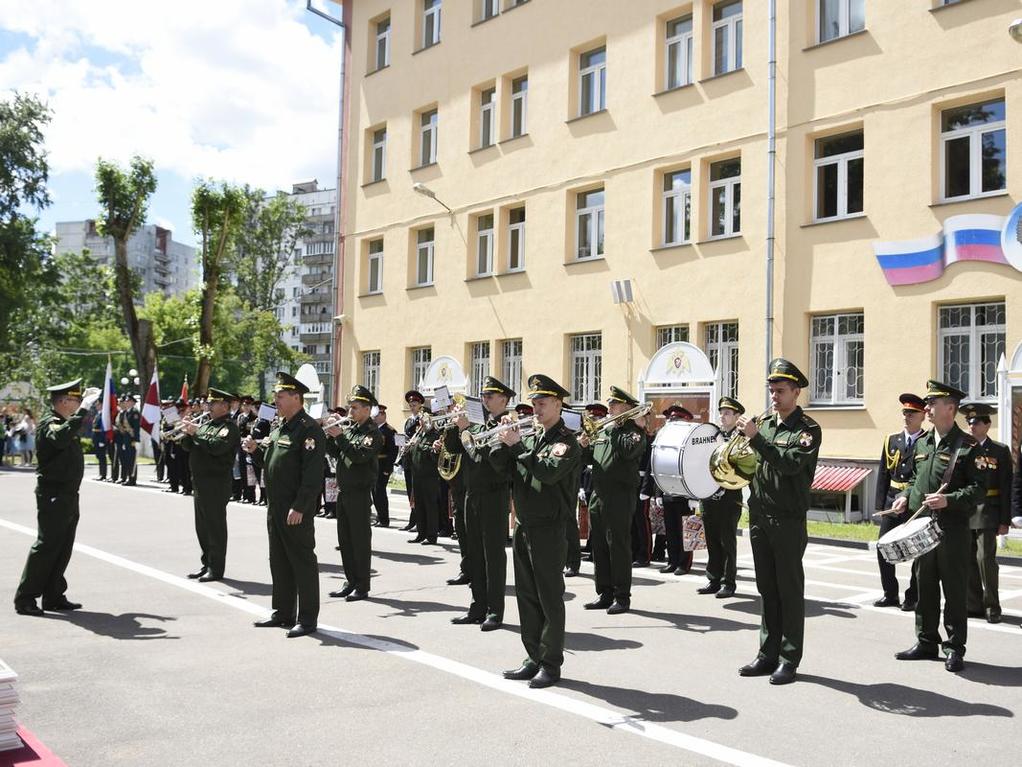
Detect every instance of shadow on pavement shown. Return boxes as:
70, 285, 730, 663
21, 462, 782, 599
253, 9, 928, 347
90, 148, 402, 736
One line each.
499, 623, 643, 652
316, 629, 420, 653
560, 679, 738, 723
49, 610, 178, 640
959, 662, 1022, 688
723, 599, 857, 620
628, 607, 758, 634
220, 577, 273, 598
799, 674, 1015, 717
373, 549, 446, 566
357, 594, 463, 618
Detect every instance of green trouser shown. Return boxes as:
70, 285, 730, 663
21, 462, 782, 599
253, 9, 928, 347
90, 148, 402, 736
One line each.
564, 508, 581, 570
702, 503, 741, 590
749, 513, 807, 667
588, 489, 633, 601
453, 485, 469, 576
337, 487, 373, 593
914, 524, 970, 655
513, 520, 567, 669
15, 490, 80, 606
412, 472, 440, 541
267, 505, 320, 626
967, 528, 1000, 615
466, 486, 510, 620
193, 477, 231, 576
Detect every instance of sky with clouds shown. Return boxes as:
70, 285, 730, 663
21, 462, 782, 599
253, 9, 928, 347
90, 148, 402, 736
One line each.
0, 0, 343, 246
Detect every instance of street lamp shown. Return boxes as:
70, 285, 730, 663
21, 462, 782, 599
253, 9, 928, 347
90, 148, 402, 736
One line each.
1010, 18, 1022, 43
413, 182, 453, 213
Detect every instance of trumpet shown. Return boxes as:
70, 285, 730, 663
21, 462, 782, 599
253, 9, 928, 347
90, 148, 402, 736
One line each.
164, 412, 211, 442
323, 414, 354, 431
708, 408, 773, 490
580, 402, 653, 439
463, 415, 538, 449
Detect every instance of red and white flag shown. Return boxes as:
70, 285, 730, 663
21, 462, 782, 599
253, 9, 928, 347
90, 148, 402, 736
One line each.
101, 356, 116, 440
140, 363, 162, 444
180, 374, 189, 403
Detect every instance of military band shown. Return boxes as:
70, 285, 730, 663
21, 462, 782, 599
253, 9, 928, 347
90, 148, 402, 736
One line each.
699, 397, 744, 599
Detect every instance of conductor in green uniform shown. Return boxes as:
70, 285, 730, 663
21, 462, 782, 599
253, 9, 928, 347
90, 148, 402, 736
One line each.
737, 358, 821, 686
325, 385, 384, 602
15, 379, 101, 616
180, 387, 240, 582
242, 371, 326, 638
494, 374, 581, 689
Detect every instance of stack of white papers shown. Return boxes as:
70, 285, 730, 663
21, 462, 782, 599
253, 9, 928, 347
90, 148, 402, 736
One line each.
0, 659, 21, 752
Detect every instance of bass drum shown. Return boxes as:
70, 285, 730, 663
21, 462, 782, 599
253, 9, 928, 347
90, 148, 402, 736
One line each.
651, 421, 722, 500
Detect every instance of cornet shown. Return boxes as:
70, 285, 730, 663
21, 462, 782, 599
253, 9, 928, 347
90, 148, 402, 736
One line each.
579, 402, 653, 439
323, 414, 354, 431
463, 415, 538, 449
164, 412, 211, 442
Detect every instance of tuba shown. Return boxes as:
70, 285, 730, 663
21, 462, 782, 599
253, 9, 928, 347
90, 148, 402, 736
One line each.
437, 394, 465, 481
708, 408, 773, 490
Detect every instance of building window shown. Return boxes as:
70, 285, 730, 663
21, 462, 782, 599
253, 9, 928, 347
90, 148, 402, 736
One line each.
810, 313, 864, 405
476, 214, 494, 276
415, 228, 434, 287
479, 88, 496, 149
665, 15, 693, 90
419, 109, 438, 166
709, 158, 741, 238
571, 333, 602, 403
508, 207, 526, 272
663, 169, 692, 246
814, 131, 863, 221
940, 98, 1006, 201
375, 16, 391, 70
411, 347, 432, 388
938, 302, 1006, 401
362, 351, 381, 394
579, 46, 607, 116
371, 127, 387, 182
576, 187, 605, 260
479, 0, 499, 22
511, 76, 528, 137
712, 1, 743, 76
367, 239, 383, 294
705, 321, 739, 399
423, 0, 441, 48
470, 341, 491, 397
819, 0, 865, 43
501, 339, 523, 402
657, 324, 689, 348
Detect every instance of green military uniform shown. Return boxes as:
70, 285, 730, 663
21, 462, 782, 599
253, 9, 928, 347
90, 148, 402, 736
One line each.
494, 374, 582, 688
701, 397, 746, 596
745, 360, 821, 677
325, 386, 384, 599
448, 464, 469, 580
179, 388, 240, 581
410, 411, 442, 544
15, 380, 95, 615
584, 386, 647, 611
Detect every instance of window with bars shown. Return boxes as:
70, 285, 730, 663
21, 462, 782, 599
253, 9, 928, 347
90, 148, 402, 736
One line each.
938, 302, 1005, 401
470, 342, 491, 397
810, 313, 864, 405
705, 322, 739, 399
362, 351, 381, 395
411, 347, 432, 389
656, 324, 689, 349
940, 98, 1006, 201
501, 339, 523, 403
571, 333, 602, 403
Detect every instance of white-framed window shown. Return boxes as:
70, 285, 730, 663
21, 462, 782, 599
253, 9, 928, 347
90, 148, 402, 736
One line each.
470, 341, 491, 397
709, 158, 741, 238
479, 0, 499, 21
415, 227, 435, 287
814, 131, 863, 221
501, 339, 523, 402
508, 207, 526, 272
367, 238, 383, 294
479, 87, 496, 148
411, 347, 432, 389
362, 351, 381, 394
663, 169, 692, 246
571, 333, 602, 403
511, 76, 528, 137
705, 321, 739, 400
579, 46, 606, 116
818, 0, 865, 43
712, 1, 743, 76
476, 214, 494, 276
656, 324, 689, 349
940, 98, 1006, 202
423, 0, 441, 48
375, 16, 391, 70
371, 127, 387, 182
938, 302, 1006, 401
810, 313, 864, 405
419, 109, 438, 166
576, 187, 605, 260
665, 15, 693, 90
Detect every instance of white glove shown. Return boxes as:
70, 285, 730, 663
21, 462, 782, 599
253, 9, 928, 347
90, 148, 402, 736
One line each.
638, 493, 651, 502
578, 488, 587, 503
654, 497, 663, 509
80, 387, 102, 411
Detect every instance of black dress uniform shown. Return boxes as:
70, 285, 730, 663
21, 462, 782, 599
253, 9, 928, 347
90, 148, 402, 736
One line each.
700, 397, 745, 597
400, 390, 425, 530
374, 409, 398, 527
114, 396, 140, 485
631, 440, 654, 566
180, 388, 241, 582
91, 414, 109, 480
410, 412, 442, 544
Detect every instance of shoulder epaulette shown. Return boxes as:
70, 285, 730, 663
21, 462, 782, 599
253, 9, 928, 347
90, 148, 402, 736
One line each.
799, 413, 820, 429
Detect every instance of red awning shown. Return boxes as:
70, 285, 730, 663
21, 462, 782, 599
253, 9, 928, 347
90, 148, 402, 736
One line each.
812, 464, 871, 493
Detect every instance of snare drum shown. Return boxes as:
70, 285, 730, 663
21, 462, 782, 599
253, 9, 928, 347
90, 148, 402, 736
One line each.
651, 421, 722, 500
876, 516, 943, 564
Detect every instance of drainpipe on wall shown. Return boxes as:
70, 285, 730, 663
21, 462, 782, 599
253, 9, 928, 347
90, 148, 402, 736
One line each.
764, 0, 777, 410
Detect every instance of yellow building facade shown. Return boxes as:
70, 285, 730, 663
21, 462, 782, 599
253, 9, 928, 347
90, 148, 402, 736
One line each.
331, 0, 1022, 468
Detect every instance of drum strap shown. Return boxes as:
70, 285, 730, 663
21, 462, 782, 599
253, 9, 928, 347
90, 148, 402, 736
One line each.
940, 434, 965, 489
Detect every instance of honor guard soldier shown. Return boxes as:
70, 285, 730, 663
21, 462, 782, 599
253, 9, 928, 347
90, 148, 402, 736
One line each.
179, 387, 241, 583
400, 390, 426, 532
699, 397, 745, 598
91, 407, 110, 481
961, 402, 1013, 624
115, 394, 140, 485
372, 405, 398, 527
873, 393, 927, 609
650, 405, 695, 576
495, 374, 581, 689
892, 380, 985, 672
446, 376, 516, 630
242, 371, 326, 638
14, 380, 101, 615
580, 387, 647, 615
325, 386, 384, 602
737, 358, 821, 686
409, 398, 442, 546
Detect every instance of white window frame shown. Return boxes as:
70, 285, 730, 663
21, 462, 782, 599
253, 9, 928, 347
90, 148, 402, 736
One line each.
415, 229, 435, 287
362, 351, 381, 394
375, 16, 391, 70
570, 333, 603, 404
656, 324, 689, 349
939, 100, 1007, 202
662, 169, 692, 246
813, 132, 864, 222
419, 109, 438, 166
412, 347, 432, 389
705, 321, 739, 400
575, 188, 605, 261
809, 313, 865, 406
578, 47, 607, 117
423, 0, 441, 48
937, 302, 1006, 402
712, 1, 743, 76
511, 76, 528, 137
470, 342, 491, 397
371, 127, 387, 182
367, 239, 383, 294
501, 339, 523, 403
818, 0, 865, 44
480, 0, 499, 21
476, 214, 495, 276
665, 16, 693, 90
479, 88, 496, 149
507, 207, 526, 272
708, 160, 741, 239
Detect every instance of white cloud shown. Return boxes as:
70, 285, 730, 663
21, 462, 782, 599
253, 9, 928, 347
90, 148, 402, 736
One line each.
0, 0, 342, 191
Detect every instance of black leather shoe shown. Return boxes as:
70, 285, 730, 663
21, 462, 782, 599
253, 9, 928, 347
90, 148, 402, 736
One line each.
446, 573, 471, 586
408, 536, 425, 544
15, 601, 44, 617
253, 617, 291, 628
895, 643, 939, 661
873, 596, 900, 608
739, 656, 776, 677
480, 616, 502, 632
563, 567, 579, 577
631, 560, 649, 568
286, 624, 317, 638
528, 665, 561, 689
420, 539, 438, 546
187, 568, 208, 579
715, 586, 736, 599
967, 609, 985, 619
584, 597, 613, 610
329, 584, 356, 599
451, 613, 484, 625
660, 563, 679, 574
697, 582, 721, 595
986, 609, 1002, 624
345, 590, 369, 602
945, 651, 965, 672
503, 661, 540, 680
769, 662, 797, 685
198, 572, 222, 583
606, 599, 630, 615
674, 565, 691, 576
400, 523, 416, 532
900, 600, 916, 612
41, 598, 81, 611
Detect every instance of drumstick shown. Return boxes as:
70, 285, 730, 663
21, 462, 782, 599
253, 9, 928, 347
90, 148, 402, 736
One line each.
873, 482, 949, 519
905, 482, 949, 524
